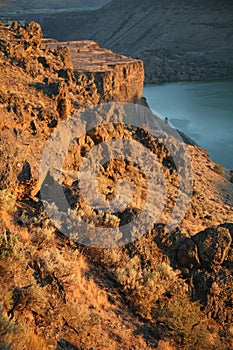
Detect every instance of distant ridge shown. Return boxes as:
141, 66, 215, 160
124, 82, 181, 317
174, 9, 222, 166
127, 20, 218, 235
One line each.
1, 0, 233, 82
0, 0, 110, 12
38, 0, 233, 82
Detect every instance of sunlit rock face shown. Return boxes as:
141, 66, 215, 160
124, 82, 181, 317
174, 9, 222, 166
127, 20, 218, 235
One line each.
47, 40, 144, 105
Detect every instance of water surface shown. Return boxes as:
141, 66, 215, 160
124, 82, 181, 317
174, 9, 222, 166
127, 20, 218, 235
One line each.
143, 81, 233, 169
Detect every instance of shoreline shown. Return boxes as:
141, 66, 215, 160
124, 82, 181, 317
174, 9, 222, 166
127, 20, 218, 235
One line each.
143, 80, 233, 169
144, 77, 233, 86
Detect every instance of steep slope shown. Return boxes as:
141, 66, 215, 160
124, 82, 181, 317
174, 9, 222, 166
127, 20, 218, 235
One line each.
0, 22, 233, 350
0, 0, 110, 12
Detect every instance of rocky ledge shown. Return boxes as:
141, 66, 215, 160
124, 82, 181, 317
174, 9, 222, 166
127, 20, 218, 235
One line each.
0, 21, 144, 198
46, 39, 144, 104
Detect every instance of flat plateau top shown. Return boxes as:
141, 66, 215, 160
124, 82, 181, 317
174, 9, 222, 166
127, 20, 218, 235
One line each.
45, 39, 141, 72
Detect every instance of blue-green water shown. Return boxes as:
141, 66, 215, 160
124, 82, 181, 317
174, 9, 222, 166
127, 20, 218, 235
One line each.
143, 81, 233, 169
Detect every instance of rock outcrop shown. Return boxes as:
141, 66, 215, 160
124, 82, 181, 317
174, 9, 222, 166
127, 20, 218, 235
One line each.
47, 40, 144, 104
0, 22, 144, 200
177, 225, 232, 269
0, 21, 232, 232
193, 226, 232, 268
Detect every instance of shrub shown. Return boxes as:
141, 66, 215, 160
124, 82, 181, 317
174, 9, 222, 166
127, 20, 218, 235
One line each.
154, 293, 218, 350
114, 257, 183, 318
0, 231, 19, 261
0, 300, 48, 350
0, 304, 13, 350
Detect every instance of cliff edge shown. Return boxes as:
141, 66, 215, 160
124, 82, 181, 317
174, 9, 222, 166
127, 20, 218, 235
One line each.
47, 39, 144, 104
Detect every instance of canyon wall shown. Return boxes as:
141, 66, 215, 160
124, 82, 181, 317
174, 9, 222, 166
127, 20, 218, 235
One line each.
30, 0, 233, 83
47, 40, 144, 105
0, 22, 144, 199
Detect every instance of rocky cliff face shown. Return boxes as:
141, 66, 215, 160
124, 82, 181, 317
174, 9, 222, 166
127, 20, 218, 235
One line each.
0, 22, 233, 350
0, 21, 144, 199
47, 40, 144, 105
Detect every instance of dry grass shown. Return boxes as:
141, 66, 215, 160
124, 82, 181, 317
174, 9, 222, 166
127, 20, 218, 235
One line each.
157, 340, 175, 350
0, 214, 153, 349
0, 304, 47, 350
111, 254, 183, 318
0, 21, 232, 349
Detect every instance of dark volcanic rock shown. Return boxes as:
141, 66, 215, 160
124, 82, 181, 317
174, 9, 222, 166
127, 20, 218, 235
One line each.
17, 161, 32, 183
177, 238, 200, 267
177, 224, 233, 333
0, 20, 233, 350
176, 225, 232, 269
54, 81, 71, 119
193, 226, 232, 268
192, 267, 233, 329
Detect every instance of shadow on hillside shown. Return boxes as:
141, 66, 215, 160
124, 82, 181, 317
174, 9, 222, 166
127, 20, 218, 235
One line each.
29, 81, 59, 98
57, 339, 79, 350
80, 245, 159, 346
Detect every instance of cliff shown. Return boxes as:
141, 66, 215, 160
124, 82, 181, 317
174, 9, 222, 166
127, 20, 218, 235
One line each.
0, 21, 144, 198
47, 40, 144, 104
0, 22, 233, 350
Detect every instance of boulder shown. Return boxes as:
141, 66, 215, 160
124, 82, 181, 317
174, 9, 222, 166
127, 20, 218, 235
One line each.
177, 238, 200, 267
193, 226, 232, 268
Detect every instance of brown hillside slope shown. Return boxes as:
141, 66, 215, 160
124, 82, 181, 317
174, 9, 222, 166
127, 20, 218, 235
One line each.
0, 22, 232, 350
0, 0, 110, 12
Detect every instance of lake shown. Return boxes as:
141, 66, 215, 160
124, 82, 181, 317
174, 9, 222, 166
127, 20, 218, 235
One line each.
143, 81, 233, 169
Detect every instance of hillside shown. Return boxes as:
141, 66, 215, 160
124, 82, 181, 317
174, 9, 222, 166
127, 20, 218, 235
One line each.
0, 22, 233, 349
7, 0, 232, 83
0, 0, 110, 13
